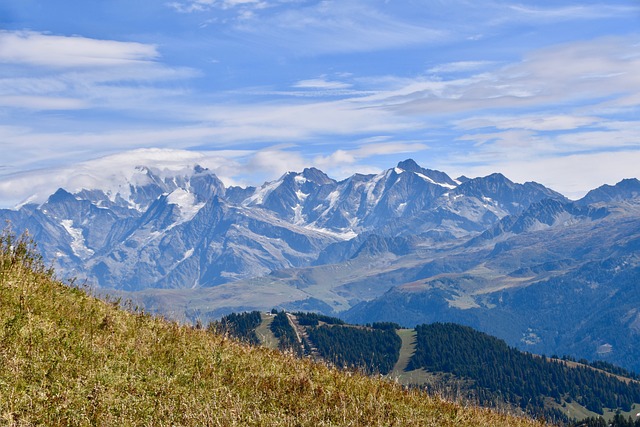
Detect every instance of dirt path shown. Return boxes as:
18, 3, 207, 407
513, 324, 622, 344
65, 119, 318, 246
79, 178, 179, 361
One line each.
286, 313, 321, 359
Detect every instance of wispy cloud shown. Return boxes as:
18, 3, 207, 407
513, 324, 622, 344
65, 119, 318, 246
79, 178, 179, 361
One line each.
427, 61, 496, 74
237, 2, 446, 54
195, 98, 420, 142
506, 3, 638, 22
0, 31, 159, 68
313, 141, 428, 167
370, 36, 640, 123
169, 0, 449, 54
293, 76, 352, 90
0, 30, 197, 115
454, 114, 602, 132
167, 0, 272, 14
166, 1, 638, 56
0, 95, 87, 111
3, 33, 638, 183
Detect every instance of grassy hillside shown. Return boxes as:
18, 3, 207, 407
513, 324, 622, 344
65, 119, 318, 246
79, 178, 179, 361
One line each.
0, 231, 545, 426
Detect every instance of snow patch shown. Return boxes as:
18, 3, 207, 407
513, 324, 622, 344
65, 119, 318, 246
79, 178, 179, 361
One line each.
304, 225, 357, 240
167, 188, 205, 224
60, 219, 94, 259
292, 203, 305, 225
182, 248, 194, 261
415, 172, 456, 189
245, 179, 282, 205
326, 190, 340, 208
364, 172, 386, 207
481, 196, 495, 208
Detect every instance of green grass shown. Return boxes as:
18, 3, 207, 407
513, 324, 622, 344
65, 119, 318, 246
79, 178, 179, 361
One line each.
256, 313, 279, 350
0, 230, 547, 426
389, 328, 417, 381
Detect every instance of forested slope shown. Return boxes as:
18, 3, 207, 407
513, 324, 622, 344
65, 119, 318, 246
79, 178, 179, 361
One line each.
216, 311, 640, 424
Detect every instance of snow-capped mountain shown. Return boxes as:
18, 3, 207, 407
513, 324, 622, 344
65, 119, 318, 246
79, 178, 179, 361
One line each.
1, 159, 567, 291
237, 158, 565, 239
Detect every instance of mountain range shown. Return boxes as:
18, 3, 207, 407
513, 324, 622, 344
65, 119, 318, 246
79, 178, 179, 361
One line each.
2, 159, 640, 371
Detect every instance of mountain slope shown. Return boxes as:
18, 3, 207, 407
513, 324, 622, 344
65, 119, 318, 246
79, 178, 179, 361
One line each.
578, 178, 640, 206
0, 231, 544, 427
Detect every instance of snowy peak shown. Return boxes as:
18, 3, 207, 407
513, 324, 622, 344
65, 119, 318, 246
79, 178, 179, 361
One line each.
241, 169, 338, 225
72, 164, 225, 214
237, 160, 566, 238
395, 159, 458, 188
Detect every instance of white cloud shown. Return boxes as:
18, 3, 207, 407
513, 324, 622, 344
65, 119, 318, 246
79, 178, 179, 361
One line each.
166, 0, 215, 13
0, 31, 159, 68
0, 126, 237, 177
427, 61, 496, 74
167, 0, 270, 13
4, 33, 638, 188
361, 35, 640, 116
417, 36, 640, 171
0, 31, 196, 113
0, 95, 87, 111
197, 98, 420, 141
312, 141, 428, 176
1, 7, 639, 209
169, 1, 639, 57
506, 4, 637, 22
455, 121, 640, 166
230, 1, 447, 55
454, 114, 601, 132
247, 148, 307, 180
293, 77, 352, 90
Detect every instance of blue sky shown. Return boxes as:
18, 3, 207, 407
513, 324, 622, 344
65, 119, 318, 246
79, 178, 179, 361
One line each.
0, 0, 639, 206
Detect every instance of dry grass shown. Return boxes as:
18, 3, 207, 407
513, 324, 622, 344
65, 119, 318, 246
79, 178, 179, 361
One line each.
0, 230, 548, 426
